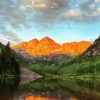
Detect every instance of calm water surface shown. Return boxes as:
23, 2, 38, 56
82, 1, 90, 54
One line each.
0, 78, 100, 100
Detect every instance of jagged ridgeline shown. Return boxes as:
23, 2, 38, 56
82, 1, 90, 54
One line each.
0, 42, 20, 77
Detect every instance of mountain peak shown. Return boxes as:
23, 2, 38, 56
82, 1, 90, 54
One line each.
43, 36, 51, 39
12, 36, 91, 56
39, 36, 57, 46
32, 36, 61, 55
29, 38, 39, 42
40, 36, 54, 42
28, 38, 39, 44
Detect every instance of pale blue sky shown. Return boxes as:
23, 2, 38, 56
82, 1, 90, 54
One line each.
0, 0, 100, 44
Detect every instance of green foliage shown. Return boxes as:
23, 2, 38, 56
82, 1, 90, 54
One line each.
27, 54, 100, 77
27, 60, 61, 76
60, 56, 100, 76
0, 42, 20, 77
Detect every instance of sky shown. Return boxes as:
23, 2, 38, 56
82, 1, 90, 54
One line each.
0, 0, 100, 45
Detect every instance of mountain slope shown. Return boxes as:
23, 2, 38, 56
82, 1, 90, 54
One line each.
13, 39, 39, 51
31, 37, 62, 56
62, 41, 91, 55
83, 36, 100, 56
26, 39, 39, 55
60, 36, 100, 76
12, 37, 91, 56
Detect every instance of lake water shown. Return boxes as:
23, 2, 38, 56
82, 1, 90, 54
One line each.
0, 78, 100, 100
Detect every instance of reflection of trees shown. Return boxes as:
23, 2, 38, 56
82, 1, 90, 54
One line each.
0, 78, 20, 92
76, 79, 100, 93
21, 78, 60, 92
0, 78, 20, 100
18, 78, 100, 100
76, 80, 94, 90
59, 79, 100, 100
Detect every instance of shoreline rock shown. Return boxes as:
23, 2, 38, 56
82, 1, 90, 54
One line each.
20, 67, 42, 84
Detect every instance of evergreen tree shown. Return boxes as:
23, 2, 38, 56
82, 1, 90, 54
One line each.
11, 56, 20, 76
0, 55, 3, 74
0, 42, 20, 77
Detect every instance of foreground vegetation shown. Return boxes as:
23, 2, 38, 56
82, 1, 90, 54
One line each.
0, 42, 20, 77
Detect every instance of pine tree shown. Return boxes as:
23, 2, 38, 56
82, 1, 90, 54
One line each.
11, 56, 20, 76
0, 42, 20, 77
0, 55, 3, 74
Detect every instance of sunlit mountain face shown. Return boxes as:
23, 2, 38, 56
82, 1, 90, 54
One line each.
12, 37, 91, 56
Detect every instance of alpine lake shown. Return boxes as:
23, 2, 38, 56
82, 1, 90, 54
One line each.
0, 76, 100, 100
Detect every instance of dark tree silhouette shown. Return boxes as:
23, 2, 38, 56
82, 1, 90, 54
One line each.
0, 42, 20, 77
11, 56, 20, 76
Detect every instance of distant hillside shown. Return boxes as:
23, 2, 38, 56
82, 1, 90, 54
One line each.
31, 54, 73, 62
12, 37, 91, 56
60, 36, 100, 76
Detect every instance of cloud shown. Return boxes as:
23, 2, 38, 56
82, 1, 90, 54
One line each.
0, 0, 72, 32
26, 0, 59, 9
5, 33, 22, 43
0, 32, 22, 45
60, 9, 81, 17
26, 0, 70, 9
0, 0, 100, 27
95, 0, 100, 3
79, 0, 100, 15
25, 0, 100, 25
58, 0, 100, 23
0, 0, 100, 43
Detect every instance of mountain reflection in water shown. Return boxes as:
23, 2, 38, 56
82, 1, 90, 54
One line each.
25, 96, 77, 100
0, 77, 100, 100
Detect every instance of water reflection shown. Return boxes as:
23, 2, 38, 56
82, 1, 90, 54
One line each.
0, 78, 19, 100
17, 78, 100, 100
0, 77, 100, 100
25, 96, 77, 100
25, 96, 58, 100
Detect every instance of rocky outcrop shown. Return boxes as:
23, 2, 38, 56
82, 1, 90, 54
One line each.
85, 48, 100, 56
84, 35, 100, 56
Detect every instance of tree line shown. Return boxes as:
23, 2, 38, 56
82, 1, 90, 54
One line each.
0, 42, 20, 77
